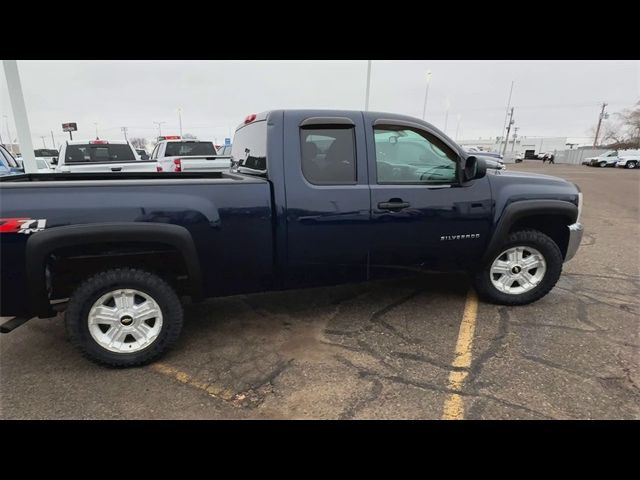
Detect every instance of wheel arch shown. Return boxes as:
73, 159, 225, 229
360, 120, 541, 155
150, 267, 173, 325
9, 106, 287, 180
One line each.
26, 223, 203, 317
483, 200, 578, 265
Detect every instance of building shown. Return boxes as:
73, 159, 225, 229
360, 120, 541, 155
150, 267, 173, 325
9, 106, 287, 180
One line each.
457, 136, 568, 156
0, 143, 20, 156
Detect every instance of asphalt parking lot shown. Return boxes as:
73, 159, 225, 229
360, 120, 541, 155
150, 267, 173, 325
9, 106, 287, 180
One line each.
1, 162, 638, 419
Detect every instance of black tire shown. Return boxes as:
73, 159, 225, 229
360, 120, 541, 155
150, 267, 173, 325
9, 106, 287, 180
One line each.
65, 268, 183, 367
627, 161, 637, 169
473, 229, 563, 306
599, 161, 607, 168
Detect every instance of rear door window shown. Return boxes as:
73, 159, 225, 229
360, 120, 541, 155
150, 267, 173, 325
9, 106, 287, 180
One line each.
65, 144, 136, 163
300, 127, 356, 185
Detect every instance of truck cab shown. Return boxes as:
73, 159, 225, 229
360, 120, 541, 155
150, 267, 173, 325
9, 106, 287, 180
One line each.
55, 139, 156, 173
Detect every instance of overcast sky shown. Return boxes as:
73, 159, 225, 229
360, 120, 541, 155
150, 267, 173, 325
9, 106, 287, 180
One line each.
1, 60, 638, 149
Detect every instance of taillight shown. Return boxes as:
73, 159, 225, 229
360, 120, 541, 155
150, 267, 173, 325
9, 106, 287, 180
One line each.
244, 113, 257, 124
156, 165, 163, 172
90, 140, 108, 144
173, 158, 182, 172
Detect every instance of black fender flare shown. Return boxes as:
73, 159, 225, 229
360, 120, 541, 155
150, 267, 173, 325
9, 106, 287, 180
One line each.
482, 200, 578, 264
26, 222, 203, 317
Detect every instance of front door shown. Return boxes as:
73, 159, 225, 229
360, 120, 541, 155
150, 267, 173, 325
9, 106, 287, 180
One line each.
283, 111, 370, 288
365, 117, 493, 274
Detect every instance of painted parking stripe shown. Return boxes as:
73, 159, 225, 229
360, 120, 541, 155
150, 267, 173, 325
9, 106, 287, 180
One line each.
442, 289, 478, 420
151, 362, 236, 401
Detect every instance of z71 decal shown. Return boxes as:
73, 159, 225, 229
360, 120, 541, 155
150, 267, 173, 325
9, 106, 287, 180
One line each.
0, 218, 48, 234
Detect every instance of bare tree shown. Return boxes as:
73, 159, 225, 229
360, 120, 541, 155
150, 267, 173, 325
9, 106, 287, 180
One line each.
129, 137, 147, 150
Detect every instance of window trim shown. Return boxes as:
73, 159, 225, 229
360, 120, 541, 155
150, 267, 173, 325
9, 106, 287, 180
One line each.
372, 123, 461, 186
299, 125, 358, 186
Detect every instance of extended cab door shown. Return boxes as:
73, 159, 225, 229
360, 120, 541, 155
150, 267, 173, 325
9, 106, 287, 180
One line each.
364, 115, 493, 273
283, 111, 370, 287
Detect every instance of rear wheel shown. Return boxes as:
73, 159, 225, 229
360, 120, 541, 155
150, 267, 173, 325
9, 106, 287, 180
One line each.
599, 161, 607, 167
65, 268, 183, 367
627, 161, 637, 169
473, 230, 563, 305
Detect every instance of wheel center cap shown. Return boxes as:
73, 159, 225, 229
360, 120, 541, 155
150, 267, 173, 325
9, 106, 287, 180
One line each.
511, 265, 522, 274
120, 315, 133, 326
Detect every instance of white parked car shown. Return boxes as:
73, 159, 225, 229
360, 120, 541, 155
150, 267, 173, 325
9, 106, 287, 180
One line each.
615, 154, 640, 169
152, 136, 231, 173
55, 139, 156, 173
36, 158, 55, 173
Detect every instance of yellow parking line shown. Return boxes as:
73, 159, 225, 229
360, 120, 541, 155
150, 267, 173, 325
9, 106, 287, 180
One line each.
442, 289, 478, 420
151, 362, 236, 401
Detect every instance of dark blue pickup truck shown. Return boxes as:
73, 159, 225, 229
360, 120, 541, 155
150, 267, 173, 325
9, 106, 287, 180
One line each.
0, 109, 584, 367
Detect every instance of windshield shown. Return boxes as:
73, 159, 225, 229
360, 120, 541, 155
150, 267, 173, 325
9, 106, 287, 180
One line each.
64, 144, 136, 163
165, 142, 216, 157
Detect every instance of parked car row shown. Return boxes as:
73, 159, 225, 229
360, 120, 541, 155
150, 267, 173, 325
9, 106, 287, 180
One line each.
583, 150, 640, 169
6, 136, 233, 175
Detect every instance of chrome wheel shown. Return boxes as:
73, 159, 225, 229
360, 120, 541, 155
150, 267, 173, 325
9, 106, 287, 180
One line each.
88, 289, 163, 353
490, 246, 547, 295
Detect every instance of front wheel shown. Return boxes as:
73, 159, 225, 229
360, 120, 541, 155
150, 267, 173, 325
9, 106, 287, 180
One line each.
473, 230, 563, 305
66, 268, 184, 367
599, 161, 607, 167
627, 161, 637, 169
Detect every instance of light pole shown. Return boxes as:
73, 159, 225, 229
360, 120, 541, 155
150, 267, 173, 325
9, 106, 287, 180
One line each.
421, 71, 432, 120
40, 136, 47, 148
51, 130, 56, 149
121, 126, 128, 142
177, 108, 183, 137
455, 115, 461, 140
94, 122, 99, 139
153, 121, 166, 139
443, 97, 450, 133
364, 60, 372, 111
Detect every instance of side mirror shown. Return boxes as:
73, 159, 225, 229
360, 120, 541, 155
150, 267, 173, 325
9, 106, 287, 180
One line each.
51, 157, 58, 165
141, 154, 149, 160
462, 155, 487, 182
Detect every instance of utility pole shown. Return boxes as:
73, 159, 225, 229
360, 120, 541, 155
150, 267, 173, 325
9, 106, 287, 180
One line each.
121, 126, 128, 142
51, 130, 56, 149
153, 121, 165, 139
455, 115, 461, 141
40, 136, 47, 148
177, 108, 183, 137
501, 81, 515, 153
94, 122, 99, 139
502, 107, 515, 156
511, 127, 519, 152
364, 60, 372, 111
593, 102, 608, 147
421, 71, 432, 120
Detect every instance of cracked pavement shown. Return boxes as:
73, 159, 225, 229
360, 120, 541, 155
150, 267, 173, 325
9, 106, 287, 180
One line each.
1, 163, 638, 419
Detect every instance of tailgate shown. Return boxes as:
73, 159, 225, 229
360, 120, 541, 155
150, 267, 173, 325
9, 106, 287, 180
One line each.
61, 161, 157, 173
180, 156, 232, 172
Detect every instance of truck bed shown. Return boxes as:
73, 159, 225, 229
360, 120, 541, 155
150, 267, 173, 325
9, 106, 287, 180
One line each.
0, 170, 274, 316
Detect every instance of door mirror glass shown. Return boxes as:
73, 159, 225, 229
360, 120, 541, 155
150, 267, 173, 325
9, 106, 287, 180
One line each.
463, 155, 487, 182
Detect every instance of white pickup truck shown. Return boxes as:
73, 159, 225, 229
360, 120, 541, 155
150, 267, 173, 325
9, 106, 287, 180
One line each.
152, 136, 231, 172
55, 139, 156, 173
